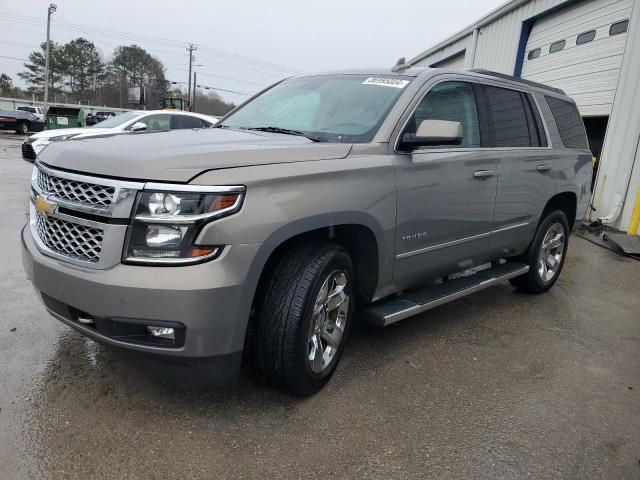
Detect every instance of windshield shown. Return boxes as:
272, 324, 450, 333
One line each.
220, 74, 412, 142
91, 111, 138, 128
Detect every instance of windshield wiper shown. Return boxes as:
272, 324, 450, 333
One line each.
247, 126, 326, 142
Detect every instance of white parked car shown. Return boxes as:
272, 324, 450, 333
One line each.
22, 110, 218, 162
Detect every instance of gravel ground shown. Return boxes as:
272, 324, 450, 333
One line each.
1, 132, 639, 479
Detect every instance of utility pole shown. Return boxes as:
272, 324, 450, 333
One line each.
186, 43, 197, 111
192, 72, 197, 112
43, 3, 57, 116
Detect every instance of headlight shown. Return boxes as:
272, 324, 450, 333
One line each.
124, 185, 245, 265
48, 133, 81, 142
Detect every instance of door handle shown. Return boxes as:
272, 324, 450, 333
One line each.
473, 170, 495, 179
536, 164, 551, 172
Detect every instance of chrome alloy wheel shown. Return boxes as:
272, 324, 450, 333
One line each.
307, 270, 350, 374
538, 222, 565, 283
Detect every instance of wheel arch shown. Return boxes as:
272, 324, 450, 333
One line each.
541, 191, 578, 230
253, 213, 384, 303
233, 214, 385, 352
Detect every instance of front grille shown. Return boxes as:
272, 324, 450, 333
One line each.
35, 214, 104, 263
22, 142, 36, 161
37, 168, 115, 209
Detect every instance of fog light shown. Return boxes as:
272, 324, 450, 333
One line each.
145, 225, 186, 248
147, 326, 175, 340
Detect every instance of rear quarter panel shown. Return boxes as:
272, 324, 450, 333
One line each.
535, 92, 593, 225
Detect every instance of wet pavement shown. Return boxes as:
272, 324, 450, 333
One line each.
1, 133, 639, 479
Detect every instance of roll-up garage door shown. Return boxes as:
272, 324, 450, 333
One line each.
521, 0, 632, 116
431, 51, 466, 69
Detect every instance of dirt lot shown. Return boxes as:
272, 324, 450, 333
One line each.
1, 132, 639, 479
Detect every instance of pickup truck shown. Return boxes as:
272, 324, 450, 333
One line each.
17, 105, 45, 122
0, 109, 45, 134
21, 67, 592, 395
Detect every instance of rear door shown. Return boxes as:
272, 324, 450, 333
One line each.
393, 79, 499, 289
170, 114, 211, 129
480, 83, 557, 257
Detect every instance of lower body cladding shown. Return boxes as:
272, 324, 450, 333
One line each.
21, 226, 261, 385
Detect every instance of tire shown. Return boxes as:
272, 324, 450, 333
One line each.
253, 242, 354, 396
510, 210, 570, 293
16, 122, 29, 135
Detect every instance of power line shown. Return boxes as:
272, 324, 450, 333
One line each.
0, 17, 292, 80
0, 11, 304, 75
0, 14, 294, 96
0, 39, 39, 49
171, 67, 268, 87
0, 54, 27, 62
169, 80, 251, 96
197, 45, 305, 74
191, 50, 293, 78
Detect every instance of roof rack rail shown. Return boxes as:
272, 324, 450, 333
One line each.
468, 69, 565, 95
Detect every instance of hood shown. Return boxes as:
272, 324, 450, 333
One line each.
31, 127, 112, 140
38, 128, 353, 182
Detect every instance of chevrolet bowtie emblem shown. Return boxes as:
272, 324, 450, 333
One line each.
34, 195, 57, 216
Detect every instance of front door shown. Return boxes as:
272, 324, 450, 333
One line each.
393, 80, 498, 289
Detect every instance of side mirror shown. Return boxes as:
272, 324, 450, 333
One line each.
130, 122, 147, 132
401, 119, 463, 149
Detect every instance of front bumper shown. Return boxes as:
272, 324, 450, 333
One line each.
21, 225, 260, 361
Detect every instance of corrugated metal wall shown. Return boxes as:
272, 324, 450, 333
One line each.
412, 36, 471, 67
411, 0, 589, 72
593, 0, 640, 231
521, 0, 633, 115
430, 52, 467, 69
472, 0, 563, 71
409, 0, 632, 117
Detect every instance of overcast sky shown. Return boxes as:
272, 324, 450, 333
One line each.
0, 0, 506, 103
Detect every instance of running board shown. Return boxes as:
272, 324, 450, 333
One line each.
363, 262, 529, 327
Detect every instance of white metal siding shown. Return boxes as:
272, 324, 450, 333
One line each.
522, 0, 633, 116
593, 0, 640, 230
412, 36, 471, 67
430, 51, 467, 69
409, 0, 570, 71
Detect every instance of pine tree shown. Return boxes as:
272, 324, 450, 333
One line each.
18, 41, 63, 96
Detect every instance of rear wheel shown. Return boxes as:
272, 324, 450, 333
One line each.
16, 122, 28, 135
510, 210, 569, 293
253, 242, 354, 396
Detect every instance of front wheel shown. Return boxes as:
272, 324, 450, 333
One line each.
510, 210, 570, 293
16, 122, 28, 135
253, 242, 354, 396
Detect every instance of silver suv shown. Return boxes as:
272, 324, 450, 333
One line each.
22, 67, 592, 395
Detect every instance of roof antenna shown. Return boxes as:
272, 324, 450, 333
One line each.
391, 57, 408, 73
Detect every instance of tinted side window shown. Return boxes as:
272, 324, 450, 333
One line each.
139, 114, 171, 131
171, 115, 208, 129
545, 96, 588, 149
482, 85, 531, 147
408, 81, 480, 148
523, 94, 548, 147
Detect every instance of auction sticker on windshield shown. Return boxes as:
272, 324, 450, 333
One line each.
362, 77, 410, 89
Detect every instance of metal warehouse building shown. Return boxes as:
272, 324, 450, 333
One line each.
407, 0, 640, 237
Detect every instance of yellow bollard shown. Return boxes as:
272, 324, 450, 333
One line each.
628, 186, 640, 235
